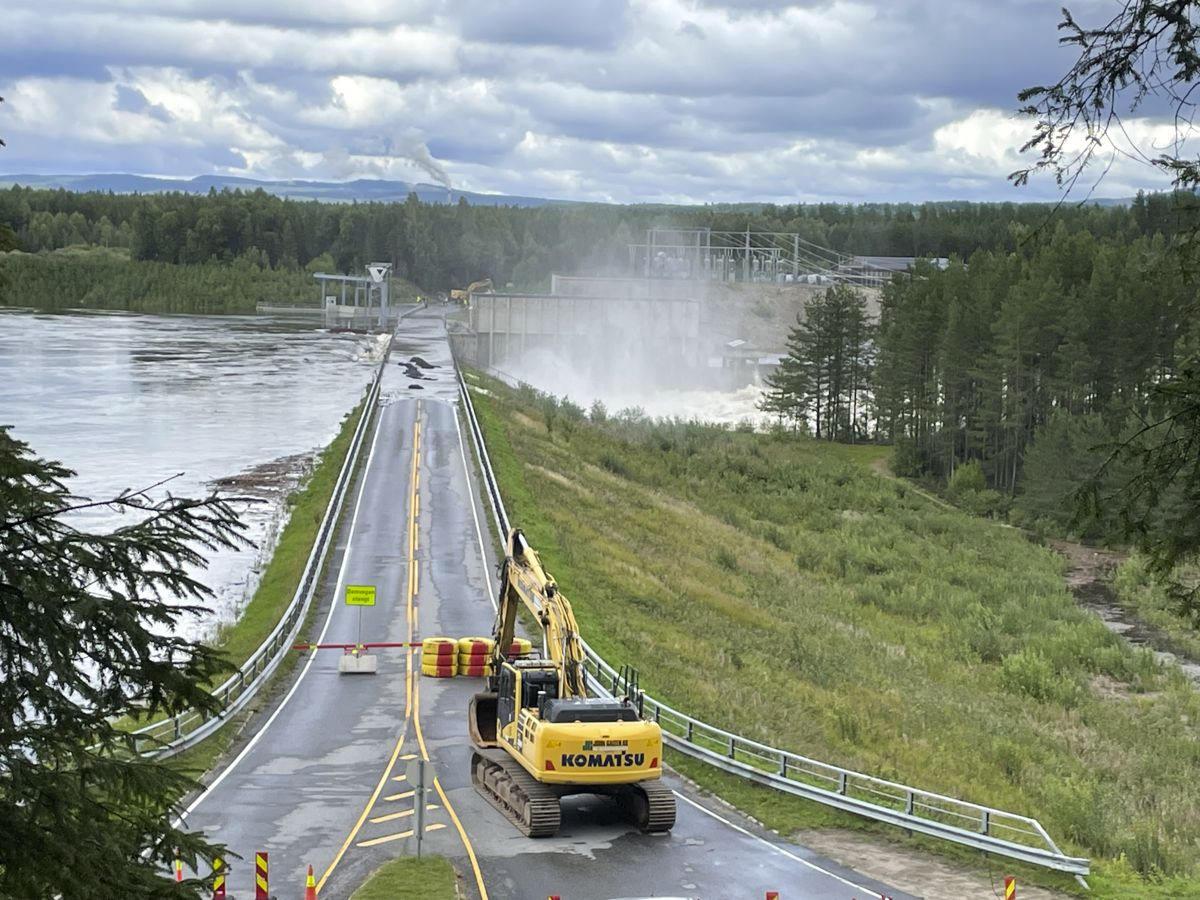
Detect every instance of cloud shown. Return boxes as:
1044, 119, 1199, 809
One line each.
0, 0, 1188, 202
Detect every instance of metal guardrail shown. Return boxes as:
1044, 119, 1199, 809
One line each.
131, 336, 393, 758
455, 367, 1090, 884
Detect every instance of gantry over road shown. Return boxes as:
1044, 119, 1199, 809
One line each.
179, 308, 910, 900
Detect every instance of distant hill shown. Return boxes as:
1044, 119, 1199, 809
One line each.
0, 173, 569, 207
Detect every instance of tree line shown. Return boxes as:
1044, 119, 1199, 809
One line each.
2, 183, 1198, 292
761, 221, 1197, 544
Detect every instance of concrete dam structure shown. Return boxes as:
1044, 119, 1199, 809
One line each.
462, 290, 704, 377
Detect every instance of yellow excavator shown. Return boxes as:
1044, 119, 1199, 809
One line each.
468, 528, 677, 837
449, 278, 493, 305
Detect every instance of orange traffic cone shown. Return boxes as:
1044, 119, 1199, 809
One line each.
304, 863, 318, 899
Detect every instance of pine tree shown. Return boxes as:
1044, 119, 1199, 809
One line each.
0, 428, 247, 897
759, 313, 811, 430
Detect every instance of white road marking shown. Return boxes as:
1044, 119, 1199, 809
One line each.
454, 404, 497, 612
178, 400, 389, 823
673, 791, 887, 898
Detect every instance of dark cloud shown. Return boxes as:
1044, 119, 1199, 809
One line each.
0, 0, 1184, 202
114, 85, 172, 122
457, 0, 632, 50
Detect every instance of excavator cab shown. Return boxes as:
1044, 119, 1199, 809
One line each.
471, 660, 561, 745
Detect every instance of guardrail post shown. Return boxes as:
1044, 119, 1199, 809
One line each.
174, 717, 182, 741
728, 736, 737, 759
685, 720, 694, 742
778, 755, 788, 777
905, 790, 914, 816
837, 772, 848, 795
980, 810, 990, 835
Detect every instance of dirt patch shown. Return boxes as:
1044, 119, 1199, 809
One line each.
512, 410, 542, 431
796, 829, 1068, 900
527, 465, 591, 497
1047, 539, 1127, 592
211, 452, 313, 500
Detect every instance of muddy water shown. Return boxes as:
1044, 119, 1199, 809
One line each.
0, 310, 386, 640
1051, 539, 1200, 685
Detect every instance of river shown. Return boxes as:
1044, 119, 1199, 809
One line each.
0, 309, 385, 640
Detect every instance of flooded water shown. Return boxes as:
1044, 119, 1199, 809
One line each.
0, 310, 385, 639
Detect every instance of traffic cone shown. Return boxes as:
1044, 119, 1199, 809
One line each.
304, 863, 318, 899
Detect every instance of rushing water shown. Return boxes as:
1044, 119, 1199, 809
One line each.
0, 309, 385, 639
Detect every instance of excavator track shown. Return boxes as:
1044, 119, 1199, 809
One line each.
614, 779, 676, 833
634, 779, 677, 833
472, 749, 561, 837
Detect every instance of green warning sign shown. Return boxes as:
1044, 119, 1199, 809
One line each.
345, 584, 376, 607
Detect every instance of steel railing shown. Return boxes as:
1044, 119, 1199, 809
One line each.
455, 366, 1090, 884
130, 335, 393, 758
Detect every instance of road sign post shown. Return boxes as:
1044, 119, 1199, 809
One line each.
339, 585, 378, 674
415, 758, 426, 858
405, 757, 435, 857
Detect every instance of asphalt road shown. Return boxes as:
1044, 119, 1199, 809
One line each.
182, 310, 913, 900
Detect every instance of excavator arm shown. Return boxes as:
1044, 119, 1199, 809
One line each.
492, 529, 586, 695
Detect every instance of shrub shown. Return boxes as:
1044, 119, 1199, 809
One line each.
947, 459, 987, 496
1000, 648, 1082, 707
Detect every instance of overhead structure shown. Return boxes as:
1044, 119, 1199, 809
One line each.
313, 262, 393, 328
627, 227, 923, 287
467, 528, 676, 837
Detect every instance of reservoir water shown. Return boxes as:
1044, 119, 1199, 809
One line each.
0, 309, 384, 640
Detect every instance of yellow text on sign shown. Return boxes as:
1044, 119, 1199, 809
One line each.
345, 585, 377, 607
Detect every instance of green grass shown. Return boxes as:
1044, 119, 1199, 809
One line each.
349, 856, 459, 899
211, 398, 365, 671
470, 374, 1200, 897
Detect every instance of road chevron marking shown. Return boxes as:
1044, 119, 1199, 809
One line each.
413, 582, 489, 900
356, 822, 447, 849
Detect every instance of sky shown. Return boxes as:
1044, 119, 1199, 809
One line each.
0, 0, 1188, 204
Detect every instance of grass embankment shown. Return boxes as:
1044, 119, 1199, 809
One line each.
469, 375, 1200, 898
349, 857, 460, 899
212, 397, 365, 670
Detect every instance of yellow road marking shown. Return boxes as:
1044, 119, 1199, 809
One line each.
370, 809, 415, 824
400, 753, 418, 761
357, 830, 411, 848
315, 412, 422, 894
414, 671, 489, 899
369, 804, 440, 825
356, 823, 446, 849
384, 789, 414, 801
391, 774, 407, 783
